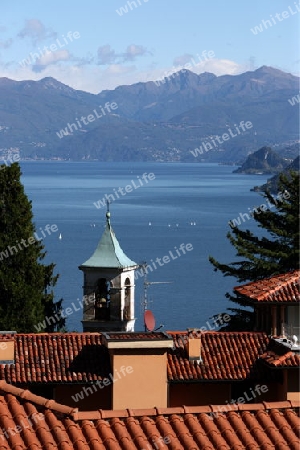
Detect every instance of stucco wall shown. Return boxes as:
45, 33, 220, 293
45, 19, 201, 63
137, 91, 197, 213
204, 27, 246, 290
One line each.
111, 349, 168, 409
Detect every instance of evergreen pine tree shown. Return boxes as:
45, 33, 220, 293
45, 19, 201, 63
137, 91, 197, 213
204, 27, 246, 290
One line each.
0, 162, 65, 332
209, 172, 299, 330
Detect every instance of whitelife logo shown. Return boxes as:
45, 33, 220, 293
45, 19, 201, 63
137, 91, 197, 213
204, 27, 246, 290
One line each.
116, 0, 149, 16
0, 151, 20, 170
19, 31, 80, 67
56, 102, 118, 139
34, 294, 95, 332
134, 243, 193, 280
71, 366, 133, 402
0, 413, 45, 441
250, 3, 300, 35
288, 93, 300, 106
208, 384, 269, 420
228, 190, 291, 229
0, 224, 58, 262
93, 172, 155, 209
190, 121, 253, 157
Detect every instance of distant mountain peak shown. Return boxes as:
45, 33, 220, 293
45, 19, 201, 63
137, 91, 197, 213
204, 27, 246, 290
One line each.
40, 76, 63, 85
255, 65, 276, 72
38, 77, 75, 92
252, 65, 296, 78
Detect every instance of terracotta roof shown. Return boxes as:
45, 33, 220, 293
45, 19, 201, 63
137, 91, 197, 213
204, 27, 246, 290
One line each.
234, 270, 300, 303
260, 339, 300, 368
168, 331, 272, 381
0, 333, 111, 384
0, 381, 299, 450
1, 331, 298, 386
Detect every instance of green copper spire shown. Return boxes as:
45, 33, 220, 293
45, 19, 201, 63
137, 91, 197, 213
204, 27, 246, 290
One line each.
80, 206, 137, 269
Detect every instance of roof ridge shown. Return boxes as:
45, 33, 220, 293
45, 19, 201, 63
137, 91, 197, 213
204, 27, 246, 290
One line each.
167, 331, 269, 335
4, 332, 102, 337
73, 400, 300, 421
235, 269, 300, 285
0, 380, 77, 415
0, 381, 298, 421
234, 270, 300, 288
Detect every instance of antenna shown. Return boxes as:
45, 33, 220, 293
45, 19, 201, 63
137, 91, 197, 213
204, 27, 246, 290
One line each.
144, 310, 155, 332
140, 262, 171, 331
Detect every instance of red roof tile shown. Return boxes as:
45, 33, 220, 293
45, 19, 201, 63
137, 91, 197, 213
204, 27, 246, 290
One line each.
1, 331, 298, 386
168, 331, 271, 381
234, 270, 300, 303
0, 381, 299, 450
0, 333, 111, 384
260, 339, 300, 368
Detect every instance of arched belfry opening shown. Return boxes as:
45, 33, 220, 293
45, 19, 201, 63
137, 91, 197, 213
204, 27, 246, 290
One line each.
95, 278, 111, 321
124, 277, 132, 320
79, 207, 138, 332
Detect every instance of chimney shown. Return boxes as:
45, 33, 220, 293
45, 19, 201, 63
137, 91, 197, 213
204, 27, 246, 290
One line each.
186, 334, 201, 362
0, 331, 16, 364
102, 331, 174, 410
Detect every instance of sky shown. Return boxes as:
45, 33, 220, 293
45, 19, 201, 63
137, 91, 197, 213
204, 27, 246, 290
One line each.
0, 0, 299, 93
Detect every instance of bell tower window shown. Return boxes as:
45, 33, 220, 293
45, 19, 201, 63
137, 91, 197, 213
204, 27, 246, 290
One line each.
124, 277, 131, 320
95, 278, 111, 320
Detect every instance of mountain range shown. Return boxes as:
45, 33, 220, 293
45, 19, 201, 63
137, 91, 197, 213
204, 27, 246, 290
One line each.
0, 66, 299, 162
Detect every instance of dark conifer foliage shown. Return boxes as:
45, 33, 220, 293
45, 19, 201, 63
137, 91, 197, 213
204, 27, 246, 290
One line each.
209, 172, 299, 330
0, 163, 65, 332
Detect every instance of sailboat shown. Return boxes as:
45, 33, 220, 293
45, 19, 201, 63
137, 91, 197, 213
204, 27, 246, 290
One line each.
59, 233, 62, 240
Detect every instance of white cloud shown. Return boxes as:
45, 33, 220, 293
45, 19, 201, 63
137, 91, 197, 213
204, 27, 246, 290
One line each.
35, 49, 71, 66
123, 44, 150, 61
18, 19, 57, 44
97, 43, 150, 65
194, 58, 243, 76
97, 45, 116, 65
105, 64, 136, 75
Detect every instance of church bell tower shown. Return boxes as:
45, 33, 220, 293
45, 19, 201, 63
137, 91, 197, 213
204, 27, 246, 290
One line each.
79, 207, 138, 332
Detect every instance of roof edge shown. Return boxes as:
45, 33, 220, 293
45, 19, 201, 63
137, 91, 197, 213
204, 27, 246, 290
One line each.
0, 380, 77, 415
74, 400, 300, 420
0, 381, 298, 421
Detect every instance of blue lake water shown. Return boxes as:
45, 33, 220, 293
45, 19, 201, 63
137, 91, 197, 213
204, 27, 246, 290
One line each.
20, 162, 270, 332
